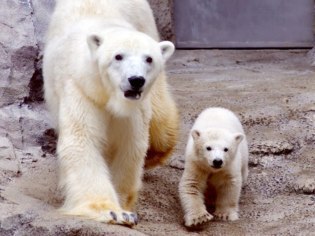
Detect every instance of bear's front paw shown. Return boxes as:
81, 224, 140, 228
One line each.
97, 210, 138, 227
185, 211, 213, 227
214, 209, 239, 221
63, 200, 138, 227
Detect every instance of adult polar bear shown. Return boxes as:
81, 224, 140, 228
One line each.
43, 0, 178, 226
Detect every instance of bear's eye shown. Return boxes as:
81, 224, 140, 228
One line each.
224, 148, 229, 152
146, 56, 153, 64
115, 54, 123, 61
206, 146, 212, 151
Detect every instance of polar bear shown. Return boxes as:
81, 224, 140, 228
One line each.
43, 0, 178, 226
179, 107, 248, 227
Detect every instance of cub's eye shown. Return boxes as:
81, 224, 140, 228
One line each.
224, 148, 229, 152
206, 146, 212, 151
146, 56, 153, 64
115, 54, 123, 61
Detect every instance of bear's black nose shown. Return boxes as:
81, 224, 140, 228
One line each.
128, 76, 145, 90
213, 159, 223, 168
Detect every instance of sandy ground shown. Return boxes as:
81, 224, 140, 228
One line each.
1, 49, 315, 235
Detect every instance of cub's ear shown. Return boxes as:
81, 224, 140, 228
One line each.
159, 41, 175, 61
234, 133, 244, 144
87, 34, 103, 53
191, 129, 201, 141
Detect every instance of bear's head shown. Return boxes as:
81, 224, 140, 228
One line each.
191, 128, 244, 172
87, 29, 174, 102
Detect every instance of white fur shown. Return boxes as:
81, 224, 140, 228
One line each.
179, 107, 249, 227
43, 0, 174, 226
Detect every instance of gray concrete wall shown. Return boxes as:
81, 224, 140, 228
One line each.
173, 0, 314, 48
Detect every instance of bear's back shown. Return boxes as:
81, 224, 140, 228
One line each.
48, 0, 159, 42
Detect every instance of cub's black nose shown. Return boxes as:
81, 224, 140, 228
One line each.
128, 76, 145, 90
213, 159, 223, 168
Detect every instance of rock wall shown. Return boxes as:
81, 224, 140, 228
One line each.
0, 1, 37, 107
0, 0, 54, 163
148, 0, 174, 41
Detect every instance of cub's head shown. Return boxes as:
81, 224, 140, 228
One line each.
87, 29, 174, 101
191, 128, 244, 171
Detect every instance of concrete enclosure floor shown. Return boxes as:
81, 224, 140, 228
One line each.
0, 50, 314, 235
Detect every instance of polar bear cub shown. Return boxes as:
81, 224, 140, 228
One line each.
179, 107, 249, 227
43, 0, 178, 227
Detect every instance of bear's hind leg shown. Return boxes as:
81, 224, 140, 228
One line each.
145, 73, 179, 168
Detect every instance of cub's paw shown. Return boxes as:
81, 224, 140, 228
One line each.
185, 211, 213, 227
97, 210, 138, 227
214, 209, 239, 221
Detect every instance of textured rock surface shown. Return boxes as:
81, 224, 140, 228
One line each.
0, 0, 37, 106
1, 0, 315, 235
148, 0, 174, 41
294, 171, 315, 194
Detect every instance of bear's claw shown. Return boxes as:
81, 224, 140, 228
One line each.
130, 213, 138, 225
98, 210, 138, 227
122, 212, 129, 222
110, 211, 117, 221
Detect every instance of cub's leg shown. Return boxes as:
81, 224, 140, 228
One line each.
214, 176, 242, 221
179, 162, 213, 227
109, 113, 150, 213
145, 73, 179, 168
57, 85, 137, 226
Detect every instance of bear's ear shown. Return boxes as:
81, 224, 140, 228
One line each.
87, 34, 103, 53
159, 41, 175, 61
234, 133, 244, 145
191, 129, 201, 141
